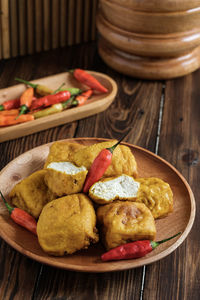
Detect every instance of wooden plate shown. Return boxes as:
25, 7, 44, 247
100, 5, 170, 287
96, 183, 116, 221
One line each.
0, 72, 117, 142
0, 138, 196, 272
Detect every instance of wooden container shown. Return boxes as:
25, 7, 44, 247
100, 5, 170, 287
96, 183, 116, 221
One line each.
97, 0, 200, 79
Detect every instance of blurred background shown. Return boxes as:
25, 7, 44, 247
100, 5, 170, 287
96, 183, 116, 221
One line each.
0, 0, 98, 59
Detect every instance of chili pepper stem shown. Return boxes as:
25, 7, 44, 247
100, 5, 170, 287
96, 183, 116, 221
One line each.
0, 191, 14, 214
16, 105, 27, 119
108, 127, 133, 154
52, 83, 66, 94
15, 78, 37, 88
151, 232, 181, 249
0, 105, 4, 111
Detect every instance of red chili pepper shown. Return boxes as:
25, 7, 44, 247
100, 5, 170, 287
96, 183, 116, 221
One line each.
70, 69, 108, 93
31, 90, 71, 110
0, 98, 20, 111
18, 87, 34, 117
83, 129, 132, 193
0, 191, 37, 235
74, 89, 93, 106
101, 232, 181, 261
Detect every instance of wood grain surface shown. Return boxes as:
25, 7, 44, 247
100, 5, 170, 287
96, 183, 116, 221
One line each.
0, 42, 199, 299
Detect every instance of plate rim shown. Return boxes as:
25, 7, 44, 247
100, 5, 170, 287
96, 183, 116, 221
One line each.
0, 138, 196, 272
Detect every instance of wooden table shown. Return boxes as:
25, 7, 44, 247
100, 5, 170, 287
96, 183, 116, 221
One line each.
0, 42, 199, 300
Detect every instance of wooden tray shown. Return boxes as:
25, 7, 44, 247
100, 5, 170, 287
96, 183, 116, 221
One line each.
0, 138, 196, 272
0, 72, 117, 142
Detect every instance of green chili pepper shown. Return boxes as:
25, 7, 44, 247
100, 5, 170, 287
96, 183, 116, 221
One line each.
33, 96, 75, 119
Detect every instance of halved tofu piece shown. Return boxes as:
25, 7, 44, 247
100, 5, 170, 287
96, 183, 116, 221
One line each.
97, 201, 156, 250
45, 161, 88, 197
89, 174, 140, 204
73, 140, 138, 178
9, 170, 54, 218
44, 141, 85, 168
89, 175, 173, 219
37, 193, 99, 256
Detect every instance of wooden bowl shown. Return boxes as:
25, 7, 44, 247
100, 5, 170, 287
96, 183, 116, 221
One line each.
97, 0, 200, 79
0, 138, 196, 272
0, 71, 117, 142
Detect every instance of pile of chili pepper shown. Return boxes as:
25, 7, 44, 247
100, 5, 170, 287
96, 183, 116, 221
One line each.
0, 69, 108, 127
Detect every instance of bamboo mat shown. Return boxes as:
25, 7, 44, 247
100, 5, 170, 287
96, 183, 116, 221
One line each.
0, 0, 98, 59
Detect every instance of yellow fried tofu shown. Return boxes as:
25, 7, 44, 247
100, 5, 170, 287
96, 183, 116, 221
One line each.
97, 201, 156, 250
73, 140, 138, 178
89, 174, 140, 204
44, 141, 85, 168
9, 170, 55, 218
44, 161, 88, 197
89, 175, 173, 219
136, 177, 173, 219
37, 193, 99, 256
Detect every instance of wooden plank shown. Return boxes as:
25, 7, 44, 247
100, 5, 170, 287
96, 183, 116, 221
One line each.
27, 0, 35, 54
43, 0, 51, 51
75, 0, 83, 44
67, 0, 75, 45
91, 0, 98, 41
18, 0, 26, 56
9, 0, 18, 57
0, 0, 10, 58
0, 0, 1, 59
35, 0, 42, 52
51, 0, 59, 49
0, 241, 41, 300
143, 73, 200, 299
32, 266, 144, 299
60, 0, 67, 47
83, 0, 90, 42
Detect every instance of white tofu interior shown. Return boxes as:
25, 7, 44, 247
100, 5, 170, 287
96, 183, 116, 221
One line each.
47, 162, 86, 175
90, 175, 140, 200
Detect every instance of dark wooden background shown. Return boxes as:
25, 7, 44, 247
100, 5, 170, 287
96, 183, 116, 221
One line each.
0, 42, 199, 300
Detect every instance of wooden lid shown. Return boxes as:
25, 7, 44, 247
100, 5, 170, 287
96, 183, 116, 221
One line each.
107, 0, 200, 12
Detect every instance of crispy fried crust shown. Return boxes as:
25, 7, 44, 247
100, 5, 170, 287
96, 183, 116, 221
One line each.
44, 167, 88, 197
73, 140, 138, 178
9, 170, 55, 218
44, 142, 85, 168
97, 201, 156, 250
37, 193, 99, 256
135, 177, 173, 219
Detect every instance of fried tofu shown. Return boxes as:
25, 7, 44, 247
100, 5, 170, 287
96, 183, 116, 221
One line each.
97, 201, 156, 250
45, 161, 88, 197
37, 193, 99, 256
89, 174, 140, 204
44, 141, 85, 168
136, 177, 173, 219
89, 175, 173, 219
9, 170, 55, 218
73, 140, 138, 178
